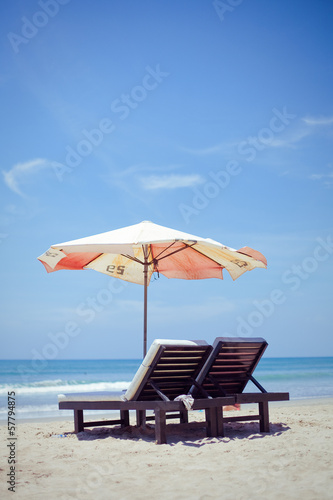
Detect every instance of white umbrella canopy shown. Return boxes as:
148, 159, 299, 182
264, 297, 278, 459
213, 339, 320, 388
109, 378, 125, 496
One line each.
38, 220, 267, 356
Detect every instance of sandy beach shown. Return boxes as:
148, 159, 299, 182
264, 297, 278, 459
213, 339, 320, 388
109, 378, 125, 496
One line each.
1, 398, 332, 500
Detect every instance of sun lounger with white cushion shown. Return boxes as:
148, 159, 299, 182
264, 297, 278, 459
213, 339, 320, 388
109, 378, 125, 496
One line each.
58, 339, 235, 444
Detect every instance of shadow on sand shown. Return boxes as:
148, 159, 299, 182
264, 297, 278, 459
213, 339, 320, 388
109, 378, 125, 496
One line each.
57, 419, 290, 447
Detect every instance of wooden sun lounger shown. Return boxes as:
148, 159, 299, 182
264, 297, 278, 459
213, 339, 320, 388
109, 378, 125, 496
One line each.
58, 340, 235, 444
58, 396, 234, 444
194, 337, 290, 433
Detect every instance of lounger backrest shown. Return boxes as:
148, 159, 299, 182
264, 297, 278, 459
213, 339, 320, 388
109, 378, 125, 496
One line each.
123, 339, 212, 401
195, 337, 268, 396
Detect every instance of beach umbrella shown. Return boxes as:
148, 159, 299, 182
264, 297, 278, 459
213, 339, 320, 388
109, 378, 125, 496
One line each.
37, 220, 267, 356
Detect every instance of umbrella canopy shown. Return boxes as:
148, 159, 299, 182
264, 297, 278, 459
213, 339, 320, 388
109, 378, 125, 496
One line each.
38, 220, 267, 356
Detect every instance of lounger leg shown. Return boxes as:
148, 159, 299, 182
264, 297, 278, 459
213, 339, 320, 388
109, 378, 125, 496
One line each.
136, 410, 146, 427
74, 409, 84, 433
216, 407, 225, 437
259, 401, 270, 433
205, 408, 212, 436
180, 409, 188, 424
154, 407, 167, 444
120, 410, 130, 427
205, 407, 218, 437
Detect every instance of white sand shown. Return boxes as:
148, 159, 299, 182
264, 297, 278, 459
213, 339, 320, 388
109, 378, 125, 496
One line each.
1, 398, 332, 500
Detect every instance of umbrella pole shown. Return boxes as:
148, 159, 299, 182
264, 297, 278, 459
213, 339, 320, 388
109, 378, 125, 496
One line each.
143, 245, 148, 358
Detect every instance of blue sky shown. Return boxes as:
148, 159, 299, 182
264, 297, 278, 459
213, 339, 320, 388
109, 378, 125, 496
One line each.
1, 0, 332, 359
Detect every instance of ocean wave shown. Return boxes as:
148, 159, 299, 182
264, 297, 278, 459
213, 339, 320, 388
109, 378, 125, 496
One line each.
0, 381, 130, 396
0, 404, 58, 414
257, 371, 333, 382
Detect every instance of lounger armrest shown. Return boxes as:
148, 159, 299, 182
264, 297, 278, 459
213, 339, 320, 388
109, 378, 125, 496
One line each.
236, 392, 290, 403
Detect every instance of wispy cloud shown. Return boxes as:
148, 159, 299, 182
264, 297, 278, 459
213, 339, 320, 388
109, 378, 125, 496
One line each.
302, 115, 333, 126
116, 163, 180, 177
181, 142, 237, 156
107, 163, 204, 192
309, 171, 333, 187
266, 126, 312, 148
183, 114, 333, 159
140, 174, 204, 190
2, 158, 53, 196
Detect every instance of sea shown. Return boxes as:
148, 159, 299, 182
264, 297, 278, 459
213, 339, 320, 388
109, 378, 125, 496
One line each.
1, 357, 333, 421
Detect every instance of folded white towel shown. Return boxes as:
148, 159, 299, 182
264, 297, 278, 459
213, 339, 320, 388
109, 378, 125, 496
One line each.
174, 394, 194, 410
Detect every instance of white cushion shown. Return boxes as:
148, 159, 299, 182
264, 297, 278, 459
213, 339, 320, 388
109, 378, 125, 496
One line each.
123, 339, 208, 401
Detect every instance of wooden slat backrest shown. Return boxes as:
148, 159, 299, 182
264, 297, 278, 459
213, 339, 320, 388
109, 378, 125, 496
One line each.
132, 344, 212, 401
195, 337, 268, 397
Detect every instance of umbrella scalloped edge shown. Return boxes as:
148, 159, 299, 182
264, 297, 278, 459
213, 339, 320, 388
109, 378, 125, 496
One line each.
237, 247, 267, 268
